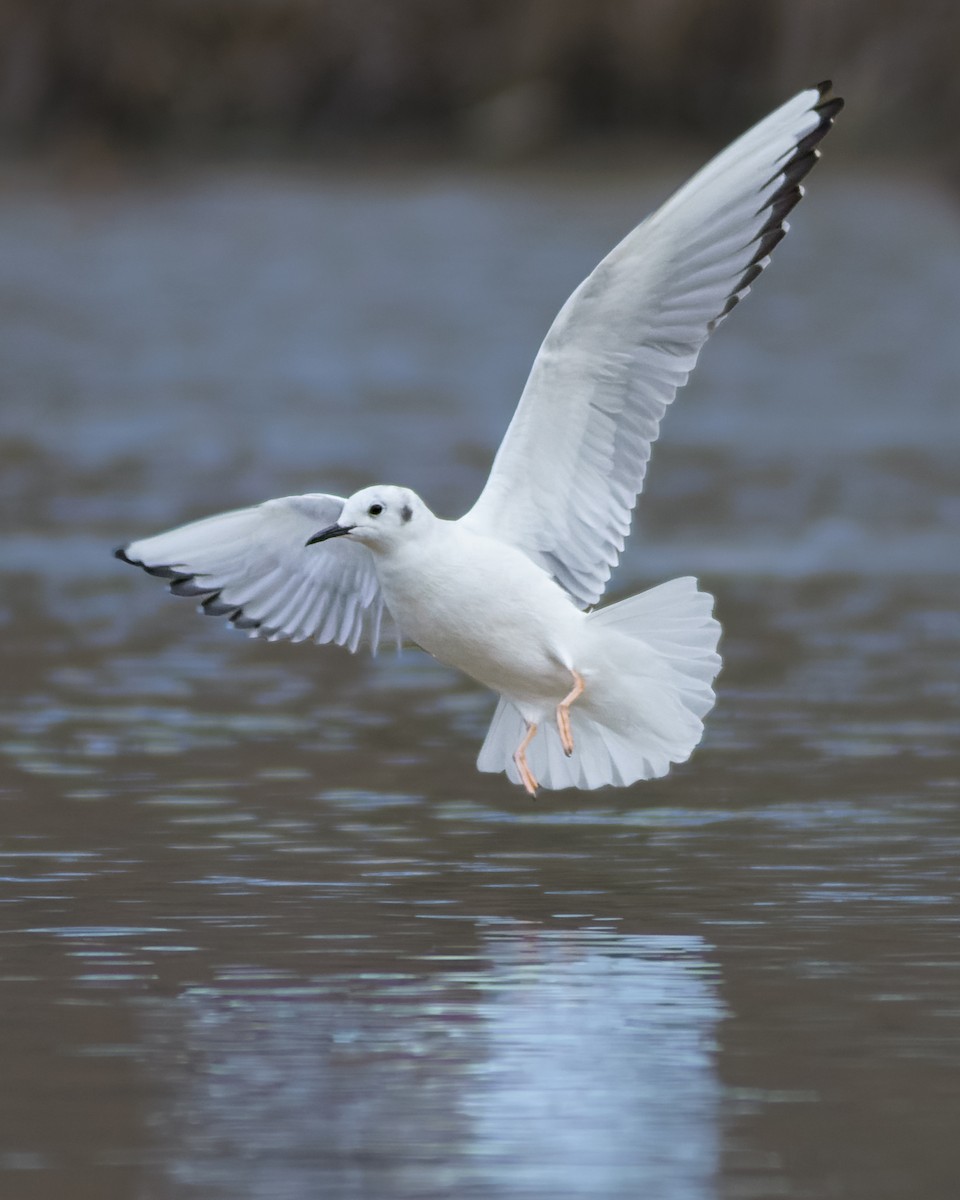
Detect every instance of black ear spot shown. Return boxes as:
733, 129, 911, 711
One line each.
401, 504, 412, 524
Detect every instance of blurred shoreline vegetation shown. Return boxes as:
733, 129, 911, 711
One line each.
0, 0, 956, 165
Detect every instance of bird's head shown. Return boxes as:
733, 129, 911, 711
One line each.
305, 485, 429, 552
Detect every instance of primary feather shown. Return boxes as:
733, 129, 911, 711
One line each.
461, 83, 843, 607
117, 494, 393, 652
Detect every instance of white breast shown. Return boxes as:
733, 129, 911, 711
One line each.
374, 521, 585, 703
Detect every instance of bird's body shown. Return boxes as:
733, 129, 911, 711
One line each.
115, 83, 843, 793
298, 485, 719, 789
371, 510, 582, 716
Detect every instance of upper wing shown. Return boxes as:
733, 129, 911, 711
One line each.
461, 83, 843, 608
115, 493, 395, 653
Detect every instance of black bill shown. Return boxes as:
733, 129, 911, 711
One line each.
305, 524, 354, 546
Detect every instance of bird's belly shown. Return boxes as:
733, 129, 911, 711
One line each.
376, 548, 581, 704
417, 608, 569, 699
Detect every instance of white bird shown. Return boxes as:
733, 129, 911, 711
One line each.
116, 83, 843, 795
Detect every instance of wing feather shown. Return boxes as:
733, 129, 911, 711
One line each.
461, 83, 843, 607
115, 493, 396, 653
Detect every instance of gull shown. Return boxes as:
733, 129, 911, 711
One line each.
116, 83, 843, 795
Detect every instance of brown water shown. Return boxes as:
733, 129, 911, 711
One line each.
1, 161, 959, 1200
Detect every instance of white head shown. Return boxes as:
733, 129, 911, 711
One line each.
305, 485, 431, 553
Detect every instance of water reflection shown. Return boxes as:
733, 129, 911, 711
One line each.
466, 930, 722, 1198
143, 928, 723, 1199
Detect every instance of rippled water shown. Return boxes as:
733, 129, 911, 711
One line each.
1, 161, 959, 1199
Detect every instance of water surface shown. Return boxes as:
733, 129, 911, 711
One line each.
1, 161, 959, 1199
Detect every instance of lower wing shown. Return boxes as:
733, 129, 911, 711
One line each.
116, 493, 396, 653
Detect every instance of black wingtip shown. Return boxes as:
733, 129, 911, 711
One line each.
201, 592, 240, 618
812, 81, 844, 121
816, 95, 844, 123
169, 575, 207, 596
230, 612, 262, 631
711, 81, 843, 330
116, 541, 258, 635
115, 544, 182, 578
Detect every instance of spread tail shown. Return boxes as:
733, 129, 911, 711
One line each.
477, 577, 721, 791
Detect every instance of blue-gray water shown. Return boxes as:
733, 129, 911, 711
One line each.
1, 160, 959, 1200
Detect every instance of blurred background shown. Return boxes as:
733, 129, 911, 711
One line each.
1, 4, 959, 1200
0, 0, 958, 163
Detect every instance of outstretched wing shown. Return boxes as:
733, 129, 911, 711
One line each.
461, 83, 843, 607
116, 493, 395, 652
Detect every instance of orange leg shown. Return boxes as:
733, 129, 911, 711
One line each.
513, 722, 539, 797
556, 669, 585, 757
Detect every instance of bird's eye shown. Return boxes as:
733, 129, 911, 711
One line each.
368, 503, 384, 517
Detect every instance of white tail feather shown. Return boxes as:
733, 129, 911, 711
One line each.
477, 577, 721, 791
